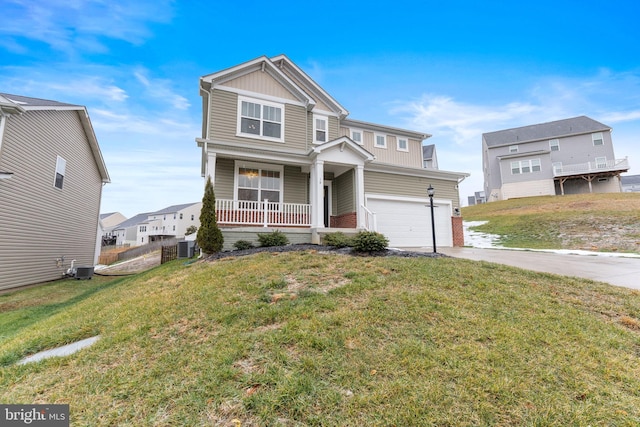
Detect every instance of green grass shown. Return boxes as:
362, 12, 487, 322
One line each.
462, 193, 640, 252
2, 251, 640, 425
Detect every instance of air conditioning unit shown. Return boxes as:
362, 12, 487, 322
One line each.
75, 266, 94, 280
177, 241, 196, 258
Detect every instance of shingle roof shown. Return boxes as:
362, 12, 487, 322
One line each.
151, 202, 200, 215
483, 116, 610, 147
113, 213, 151, 230
621, 175, 640, 185
0, 93, 80, 108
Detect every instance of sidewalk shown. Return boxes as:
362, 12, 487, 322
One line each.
436, 247, 640, 290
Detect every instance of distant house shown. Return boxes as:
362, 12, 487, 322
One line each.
0, 93, 110, 291
196, 55, 469, 248
483, 116, 629, 201
100, 212, 127, 245
422, 144, 438, 169
467, 191, 486, 206
113, 203, 202, 247
621, 175, 640, 193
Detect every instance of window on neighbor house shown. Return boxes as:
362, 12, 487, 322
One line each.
592, 132, 604, 146
397, 138, 408, 152
351, 129, 362, 144
511, 159, 541, 175
180, 213, 183, 219
553, 162, 563, 174
238, 97, 283, 141
54, 156, 66, 189
191, 215, 194, 220
549, 139, 560, 151
314, 115, 327, 143
375, 134, 387, 148
237, 164, 282, 203
509, 145, 518, 153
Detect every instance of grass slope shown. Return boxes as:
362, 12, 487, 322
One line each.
462, 193, 640, 252
2, 251, 640, 425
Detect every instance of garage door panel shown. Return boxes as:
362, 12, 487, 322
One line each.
367, 198, 452, 247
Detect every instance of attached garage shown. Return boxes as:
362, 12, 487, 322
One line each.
366, 195, 453, 248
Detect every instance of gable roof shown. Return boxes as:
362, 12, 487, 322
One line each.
0, 93, 110, 183
483, 116, 611, 147
113, 213, 150, 230
150, 202, 200, 215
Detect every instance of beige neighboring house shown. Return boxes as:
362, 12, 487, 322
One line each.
100, 212, 127, 245
0, 93, 110, 291
196, 55, 469, 249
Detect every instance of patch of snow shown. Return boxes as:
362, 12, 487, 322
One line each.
18, 336, 101, 365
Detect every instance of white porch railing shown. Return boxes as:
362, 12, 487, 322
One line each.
216, 199, 311, 227
361, 204, 377, 231
554, 157, 629, 177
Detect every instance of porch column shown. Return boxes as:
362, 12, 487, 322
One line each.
310, 160, 325, 228
355, 165, 366, 229
206, 152, 217, 185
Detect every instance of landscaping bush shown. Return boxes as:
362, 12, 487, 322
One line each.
352, 231, 389, 253
233, 240, 255, 250
322, 232, 354, 248
257, 230, 289, 247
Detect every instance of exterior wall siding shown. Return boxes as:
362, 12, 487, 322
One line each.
209, 89, 308, 152
0, 110, 103, 290
283, 165, 308, 204
502, 179, 555, 200
214, 157, 235, 199
340, 127, 422, 168
221, 71, 299, 101
335, 170, 355, 215
364, 171, 460, 209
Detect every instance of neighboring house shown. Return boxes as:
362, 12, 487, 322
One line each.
467, 191, 486, 206
196, 55, 469, 248
422, 144, 438, 169
113, 213, 150, 247
621, 175, 640, 192
100, 212, 127, 245
137, 202, 202, 245
482, 116, 629, 201
0, 93, 110, 291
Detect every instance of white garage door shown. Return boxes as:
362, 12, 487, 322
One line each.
366, 197, 452, 248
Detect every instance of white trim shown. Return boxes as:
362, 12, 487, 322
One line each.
549, 139, 560, 151
509, 145, 518, 153
374, 133, 387, 149
54, 155, 66, 189
233, 160, 284, 203
592, 132, 604, 146
366, 193, 451, 207
313, 114, 328, 144
397, 137, 408, 152
236, 95, 284, 143
350, 128, 364, 145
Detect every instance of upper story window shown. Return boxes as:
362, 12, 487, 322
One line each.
54, 156, 66, 189
191, 215, 194, 221
397, 138, 408, 152
592, 132, 604, 146
350, 129, 363, 145
179, 213, 183, 220
509, 145, 518, 153
549, 139, 560, 151
139, 225, 147, 232
375, 134, 387, 149
511, 159, 541, 174
238, 96, 283, 141
314, 115, 328, 143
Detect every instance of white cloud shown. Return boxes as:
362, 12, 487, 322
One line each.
134, 68, 190, 110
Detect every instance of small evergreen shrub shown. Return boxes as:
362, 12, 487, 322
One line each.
233, 240, 255, 250
257, 230, 289, 247
352, 231, 389, 253
322, 232, 353, 248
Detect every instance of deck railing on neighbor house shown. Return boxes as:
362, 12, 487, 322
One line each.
553, 157, 629, 177
216, 199, 311, 227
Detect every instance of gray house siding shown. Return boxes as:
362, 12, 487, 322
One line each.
0, 110, 104, 290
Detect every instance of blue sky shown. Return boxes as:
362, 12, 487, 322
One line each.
1, 0, 639, 217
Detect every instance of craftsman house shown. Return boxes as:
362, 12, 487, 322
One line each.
196, 55, 468, 249
0, 93, 110, 291
482, 116, 629, 201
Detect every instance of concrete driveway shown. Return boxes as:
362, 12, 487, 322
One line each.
434, 247, 640, 290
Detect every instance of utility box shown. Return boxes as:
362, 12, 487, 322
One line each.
177, 240, 196, 258
75, 266, 94, 280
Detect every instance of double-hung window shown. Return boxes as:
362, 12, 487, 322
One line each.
238, 97, 283, 141
351, 129, 362, 145
54, 156, 66, 189
592, 132, 604, 146
236, 162, 283, 203
549, 139, 559, 151
509, 145, 518, 153
314, 115, 328, 143
375, 133, 387, 149
397, 138, 408, 152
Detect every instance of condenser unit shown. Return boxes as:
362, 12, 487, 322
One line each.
75, 266, 94, 280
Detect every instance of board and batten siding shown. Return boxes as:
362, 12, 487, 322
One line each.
0, 110, 103, 290
364, 170, 461, 209
222, 70, 299, 102
209, 89, 308, 152
340, 127, 422, 168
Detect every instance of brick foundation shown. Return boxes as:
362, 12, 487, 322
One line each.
330, 212, 357, 228
452, 216, 464, 247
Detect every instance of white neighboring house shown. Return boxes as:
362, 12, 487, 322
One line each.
113, 213, 150, 247
100, 212, 127, 245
